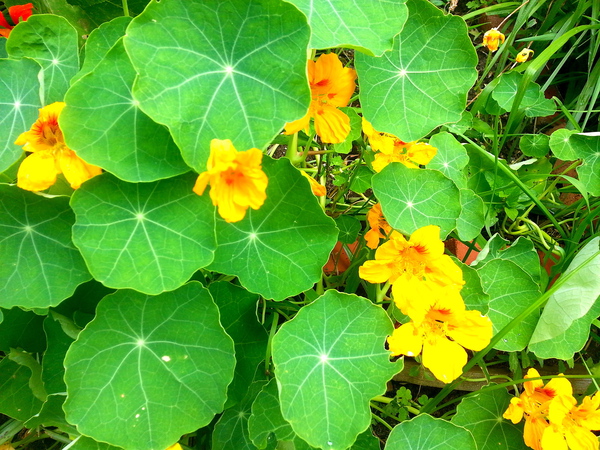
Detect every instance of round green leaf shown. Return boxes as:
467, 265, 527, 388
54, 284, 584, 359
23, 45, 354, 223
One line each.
63, 283, 235, 450
456, 188, 485, 241
0, 58, 41, 172
335, 215, 361, 244
519, 134, 550, 158
428, 132, 469, 189
208, 157, 338, 301
7, 15, 79, 104
372, 164, 461, 238
124, 0, 310, 171
452, 387, 527, 450
355, 0, 477, 142
385, 415, 476, 450
561, 134, 600, 196
0, 185, 91, 309
284, 0, 407, 56
71, 173, 216, 295
549, 128, 578, 160
0, 357, 44, 422
272, 291, 400, 450
62, 39, 189, 182
491, 72, 556, 118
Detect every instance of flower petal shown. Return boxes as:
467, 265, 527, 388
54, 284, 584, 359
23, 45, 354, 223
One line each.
387, 322, 423, 357
446, 310, 493, 351
17, 150, 59, 192
58, 149, 102, 189
422, 335, 467, 383
313, 103, 350, 144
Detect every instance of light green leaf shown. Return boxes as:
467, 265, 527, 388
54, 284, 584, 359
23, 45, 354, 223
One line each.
0, 307, 46, 353
24, 394, 77, 435
64, 283, 235, 450
452, 387, 527, 450
0, 58, 41, 172
428, 132, 469, 188
356, 0, 477, 142
445, 111, 473, 135
519, 134, 550, 158
0, 185, 91, 309
272, 291, 400, 450
283, 0, 407, 55
350, 165, 374, 194
62, 38, 189, 182
372, 164, 461, 238
70, 436, 123, 450
8, 348, 47, 401
529, 237, 600, 345
7, 15, 79, 104
209, 281, 268, 408
491, 72, 556, 118
0, 357, 44, 421
124, 0, 310, 171
549, 128, 578, 160
71, 16, 132, 85
557, 134, 600, 196
208, 157, 338, 301
456, 188, 485, 241
384, 414, 476, 450
458, 260, 490, 314
71, 173, 216, 295
477, 259, 541, 352
335, 216, 361, 244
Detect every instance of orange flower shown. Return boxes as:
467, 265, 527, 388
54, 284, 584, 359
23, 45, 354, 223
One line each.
362, 118, 436, 172
300, 170, 326, 196
284, 53, 356, 144
193, 139, 268, 223
0, 3, 33, 38
516, 48, 534, 63
542, 393, 600, 450
364, 203, 392, 249
482, 28, 505, 52
15, 102, 101, 191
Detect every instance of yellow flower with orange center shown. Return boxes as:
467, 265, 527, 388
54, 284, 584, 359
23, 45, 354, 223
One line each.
387, 292, 492, 383
364, 203, 392, 249
362, 118, 437, 172
15, 102, 102, 192
284, 53, 357, 144
482, 28, 505, 52
193, 139, 268, 223
516, 48, 534, 63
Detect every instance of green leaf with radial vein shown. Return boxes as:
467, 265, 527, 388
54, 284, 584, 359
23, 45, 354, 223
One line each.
355, 0, 477, 142
61, 39, 189, 182
7, 15, 79, 104
63, 283, 235, 450
385, 415, 476, 450
0, 185, 91, 309
208, 157, 338, 301
272, 291, 401, 450
428, 132, 469, 189
124, 0, 310, 171
71, 173, 216, 295
456, 188, 485, 241
0, 357, 44, 422
0, 58, 41, 172
70, 16, 132, 85
284, 0, 407, 56
557, 134, 600, 196
372, 164, 461, 239
491, 72, 556, 118
451, 387, 527, 450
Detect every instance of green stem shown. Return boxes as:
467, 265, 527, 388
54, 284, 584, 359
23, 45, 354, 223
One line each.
264, 312, 279, 374
122, 0, 129, 17
0, 419, 23, 445
371, 413, 393, 431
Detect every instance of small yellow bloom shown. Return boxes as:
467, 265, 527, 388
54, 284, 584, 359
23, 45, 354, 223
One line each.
15, 102, 102, 191
362, 118, 436, 172
300, 170, 326, 196
193, 139, 268, 223
387, 294, 492, 383
516, 48, 534, 63
364, 203, 392, 249
284, 53, 357, 144
164, 444, 182, 450
482, 28, 505, 52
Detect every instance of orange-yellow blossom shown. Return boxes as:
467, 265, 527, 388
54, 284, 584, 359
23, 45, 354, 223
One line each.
362, 118, 437, 172
0, 3, 33, 38
387, 292, 492, 383
300, 170, 326, 196
482, 28, 505, 52
164, 444, 182, 450
542, 393, 600, 450
284, 53, 356, 144
516, 48, 534, 63
364, 203, 392, 249
193, 139, 268, 223
15, 102, 101, 191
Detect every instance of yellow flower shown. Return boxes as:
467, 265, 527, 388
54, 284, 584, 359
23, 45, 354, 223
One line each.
15, 102, 102, 191
362, 118, 437, 172
542, 393, 600, 450
364, 203, 392, 249
164, 444, 182, 450
482, 28, 505, 52
284, 53, 357, 144
516, 48, 534, 63
387, 293, 492, 383
193, 139, 268, 223
300, 170, 326, 196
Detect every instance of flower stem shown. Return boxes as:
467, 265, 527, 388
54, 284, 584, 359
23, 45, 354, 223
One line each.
122, 0, 130, 17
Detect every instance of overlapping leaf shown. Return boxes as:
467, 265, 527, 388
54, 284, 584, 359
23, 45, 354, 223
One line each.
491, 72, 556, 118
6, 15, 79, 104
0, 185, 91, 309
64, 283, 235, 450
62, 39, 189, 182
385, 415, 477, 450
272, 291, 400, 450
71, 173, 216, 295
0, 58, 41, 172
428, 132, 469, 189
284, 0, 407, 56
549, 133, 600, 196
456, 188, 485, 241
208, 157, 338, 301
356, 0, 477, 141
124, 0, 310, 171
0, 357, 44, 421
